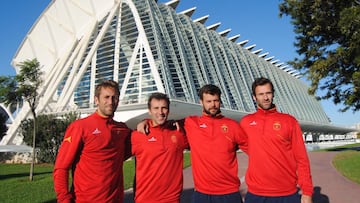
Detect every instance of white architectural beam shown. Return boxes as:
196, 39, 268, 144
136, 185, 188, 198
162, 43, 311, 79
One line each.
228, 34, 240, 42
179, 7, 196, 17
252, 49, 263, 54
275, 62, 284, 67
219, 29, 231, 37
265, 56, 274, 61
271, 59, 280, 64
245, 44, 256, 50
237, 40, 248, 46
207, 22, 221, 31
164, 0, 180, 9
194, 15, 209, 24
258, 52, 269, 58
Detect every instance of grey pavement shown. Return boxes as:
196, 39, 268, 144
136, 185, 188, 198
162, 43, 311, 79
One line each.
124, 151, 360, 203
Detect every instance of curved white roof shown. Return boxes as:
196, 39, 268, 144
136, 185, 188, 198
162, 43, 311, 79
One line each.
13, 0, 114, 75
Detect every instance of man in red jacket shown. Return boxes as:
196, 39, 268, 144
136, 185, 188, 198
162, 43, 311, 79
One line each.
239, 77, 313, 203
131, 92, 188, 203
53, 80, 131, 203
184, 84, 246, 203
138, 84, 247, 203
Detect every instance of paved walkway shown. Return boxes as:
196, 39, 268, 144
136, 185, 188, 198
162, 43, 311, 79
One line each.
124, 151, 360, 203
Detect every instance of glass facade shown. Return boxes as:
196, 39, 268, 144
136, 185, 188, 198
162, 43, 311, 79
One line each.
5, 0, 349, 146
54, 0, 328, 123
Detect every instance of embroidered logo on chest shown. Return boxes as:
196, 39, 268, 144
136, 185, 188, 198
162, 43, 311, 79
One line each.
199, 123, 207, 128
148, 136, 157, 142
273, 122, 281, 130
221, 124, 228, 133
92, 128, 101, 135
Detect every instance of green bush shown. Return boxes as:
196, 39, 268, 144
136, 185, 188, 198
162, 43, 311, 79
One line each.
20, 113, 78, 163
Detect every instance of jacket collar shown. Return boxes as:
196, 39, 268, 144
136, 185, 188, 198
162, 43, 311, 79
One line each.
257, 104, 277, 115
202, 111, 224, 119
94, 110, 114, 123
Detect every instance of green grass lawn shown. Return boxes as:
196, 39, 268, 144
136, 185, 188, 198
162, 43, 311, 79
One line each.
331, 145, 360, 185
0, 152, 191, 203
0, 164, 57, 203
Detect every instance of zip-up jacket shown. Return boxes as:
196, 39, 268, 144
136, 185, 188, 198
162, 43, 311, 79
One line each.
131, 121, 188, 203
239, 107, 313, 196
184, 112, 247, 195
53, 112, 131, 203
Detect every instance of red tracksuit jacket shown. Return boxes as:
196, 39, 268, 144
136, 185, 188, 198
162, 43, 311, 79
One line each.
184, 112, 247, 195
53, 112, 131, 203
239, 107, 313, 196
131, 122, 188, 203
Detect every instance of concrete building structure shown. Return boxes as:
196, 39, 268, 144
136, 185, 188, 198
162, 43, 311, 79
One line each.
0, 0, 355, 148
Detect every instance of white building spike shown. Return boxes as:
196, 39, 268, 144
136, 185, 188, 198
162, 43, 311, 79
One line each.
279, 65, 288, 70
237, 40, 248, 46
275, 62, 284, 67
229, 34, 240, 42
258, 52, 269, 58
207, 22, 221, 30
219, 29, 231, 37
252, 49, 263, 54
194, 15, 209, 24
245, 44, 256, 50
179, 7, 196, 17
293, 72, 301, 77
270, 59, 280, 64
164, 0, 180, 9
265, 56, 274, 61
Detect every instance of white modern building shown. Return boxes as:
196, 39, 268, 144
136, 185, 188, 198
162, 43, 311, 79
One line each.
0, 0, 354, 147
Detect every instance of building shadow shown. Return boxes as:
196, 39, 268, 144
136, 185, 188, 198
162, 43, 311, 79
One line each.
312, 186, 329, 203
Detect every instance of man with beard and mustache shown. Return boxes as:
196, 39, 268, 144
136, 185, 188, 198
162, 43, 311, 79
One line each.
54, 80, 132, 203
137, 84, 247, 203
239, 77, 313, 203
131, 92, 188, 203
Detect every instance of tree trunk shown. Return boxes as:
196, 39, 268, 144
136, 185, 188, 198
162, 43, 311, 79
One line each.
29, 113, 37, 181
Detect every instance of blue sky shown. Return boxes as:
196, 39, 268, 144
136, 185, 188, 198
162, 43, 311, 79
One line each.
0, 0, 359, 127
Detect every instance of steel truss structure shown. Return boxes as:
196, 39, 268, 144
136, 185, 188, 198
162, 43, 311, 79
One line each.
0, 0, 353, 146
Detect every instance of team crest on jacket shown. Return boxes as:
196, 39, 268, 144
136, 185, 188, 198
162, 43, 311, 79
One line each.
112, 127, 127, 135
171, 134, 177, 143
273, 122, 281, 130
221, 124, 228, 133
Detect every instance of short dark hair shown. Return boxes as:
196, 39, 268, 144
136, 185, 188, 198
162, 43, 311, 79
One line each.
95, 80, 120, 98
147, 92, 170, 109
198, 84, 221, 100
251, 77, 275, 96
